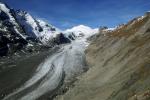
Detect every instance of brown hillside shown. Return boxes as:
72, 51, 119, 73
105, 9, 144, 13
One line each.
55, 12, 150, 100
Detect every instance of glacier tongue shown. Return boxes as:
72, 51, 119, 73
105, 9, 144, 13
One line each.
1, 2, 98, 99
4, 38, 89, 100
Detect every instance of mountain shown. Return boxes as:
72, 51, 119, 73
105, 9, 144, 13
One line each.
0, 2, 70, 56
64, 25, 98, 40
0, 2, 100, 57
0, 2, 28, 56
15, 10, 64, 44
1, 1, 150, 100
55, 12, 150, 100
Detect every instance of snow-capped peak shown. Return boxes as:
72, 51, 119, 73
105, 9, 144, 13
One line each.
66, 25, 93, 33
15, 10, 63, 44
16, 10, 40, 37
37, 19, 61, 43
0, 2, 16, 23
65, 25, 98, 38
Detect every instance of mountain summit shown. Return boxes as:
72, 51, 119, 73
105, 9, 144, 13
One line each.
65, 25, 98, 39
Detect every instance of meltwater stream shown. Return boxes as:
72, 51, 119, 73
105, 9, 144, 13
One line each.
4, 39, 88, 100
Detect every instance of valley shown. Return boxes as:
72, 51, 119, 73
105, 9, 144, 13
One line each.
1, 1, 150, 100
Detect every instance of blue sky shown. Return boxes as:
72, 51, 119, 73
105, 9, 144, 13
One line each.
3, 0, 150, 30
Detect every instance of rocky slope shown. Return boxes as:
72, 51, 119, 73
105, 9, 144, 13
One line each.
55, 12, 150, 100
